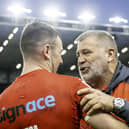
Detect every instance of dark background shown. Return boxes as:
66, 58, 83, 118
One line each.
0, 0, 129, 93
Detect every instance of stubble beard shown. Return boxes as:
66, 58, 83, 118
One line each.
80, 60, 108, 87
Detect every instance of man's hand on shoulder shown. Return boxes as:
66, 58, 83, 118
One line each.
77, 87, 115, 115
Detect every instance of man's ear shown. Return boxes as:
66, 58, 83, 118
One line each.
41, 44, 51, 60
107, 48, 115, 63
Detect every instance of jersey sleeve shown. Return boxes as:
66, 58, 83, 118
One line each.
73, 78, 88, 104
71, 78, 88, 129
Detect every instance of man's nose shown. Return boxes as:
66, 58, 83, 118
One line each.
78, 56, 86, 65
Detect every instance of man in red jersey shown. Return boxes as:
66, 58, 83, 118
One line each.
0, 22, 87, 129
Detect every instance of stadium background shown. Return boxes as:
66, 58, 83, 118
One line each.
0, 0, 129, 93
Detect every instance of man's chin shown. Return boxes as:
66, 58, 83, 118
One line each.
81, 72, 88, 77
81, 74, 91, 82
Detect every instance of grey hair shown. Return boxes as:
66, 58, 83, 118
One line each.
75, 30, 118, 59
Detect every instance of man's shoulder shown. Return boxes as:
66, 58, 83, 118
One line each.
47, 72, 87, 90
21, 69, 83, 85
112, 82, 129, 100
54, 73, 82, 83
116, 82, 129, 89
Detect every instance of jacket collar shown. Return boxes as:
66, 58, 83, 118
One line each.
104, 61, 129, 94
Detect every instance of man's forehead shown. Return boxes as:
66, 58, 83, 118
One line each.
78, 36, 100, 47
76, 41, 87, 53
76, 37, 100, 53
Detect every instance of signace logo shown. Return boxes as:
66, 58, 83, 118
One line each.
0, 95, 56, 123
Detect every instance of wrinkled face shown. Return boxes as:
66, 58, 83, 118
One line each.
51, 36, 63, 73
76, 36, 109, 84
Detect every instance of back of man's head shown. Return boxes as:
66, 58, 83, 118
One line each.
20, 21, 58, 60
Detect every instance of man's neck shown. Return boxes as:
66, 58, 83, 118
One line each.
93, 76, 112, 90
21, 66, 42, 75
87, 78, 107, 90
21, 60, 51, 75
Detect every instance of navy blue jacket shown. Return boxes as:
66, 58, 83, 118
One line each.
104, 61, 129, 125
